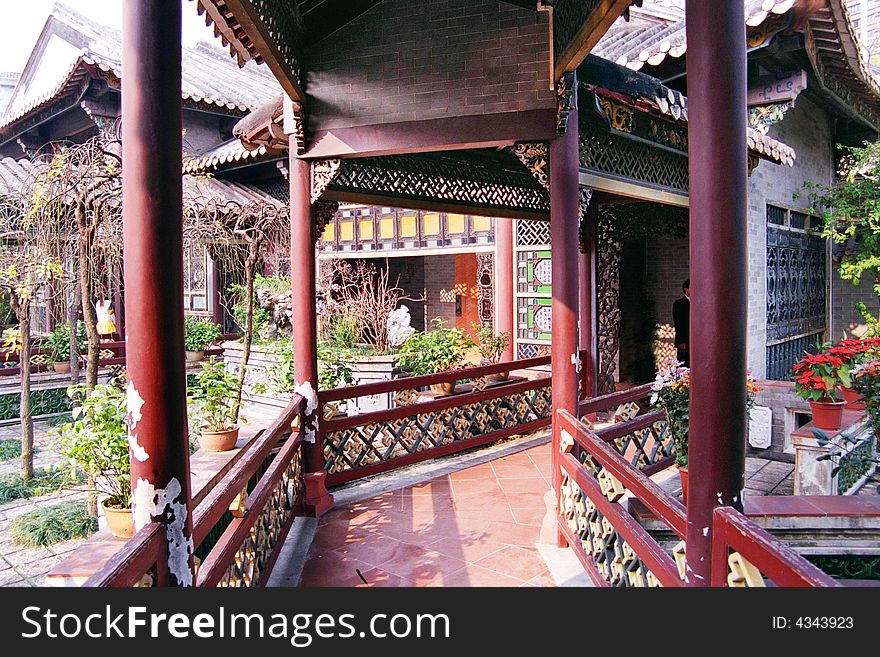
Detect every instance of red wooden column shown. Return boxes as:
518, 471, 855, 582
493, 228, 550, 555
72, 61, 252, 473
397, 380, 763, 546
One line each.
578, 195, 596, 400
121, 0, 194, 586
494, 217, 515, 362
290, 150, 333, 516
685, 0, 748, 586
550, 100, 580, 547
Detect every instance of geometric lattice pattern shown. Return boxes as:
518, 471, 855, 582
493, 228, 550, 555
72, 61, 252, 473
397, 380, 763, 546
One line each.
574, 416, 673, 476
330, 154, 549, 217
0, 387, 72, 421
579, 110, 689, 193
559, 471, 662, 587
216, 444, 304, 587
516, 219, 551, 247
323, 385, 552, 475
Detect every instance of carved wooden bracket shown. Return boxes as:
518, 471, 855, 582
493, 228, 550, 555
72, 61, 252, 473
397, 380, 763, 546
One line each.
313, 200, 339, 244
556, 71, 577, 134
310, 158, 342, 204
512, 142, 549, 190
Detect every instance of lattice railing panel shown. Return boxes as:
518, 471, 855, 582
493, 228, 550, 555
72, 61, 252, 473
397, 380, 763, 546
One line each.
559, 471, 662, 587
323, 385, 552, 475
575, 418, 672, 477
217, 448, 304, 587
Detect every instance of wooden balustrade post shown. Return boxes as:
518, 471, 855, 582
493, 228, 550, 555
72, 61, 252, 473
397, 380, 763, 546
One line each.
121, 0, 194, 586
685, 0, 748, 586
289, 144, 333, 516
550, 85, 581, 548
495, 217, 515, 362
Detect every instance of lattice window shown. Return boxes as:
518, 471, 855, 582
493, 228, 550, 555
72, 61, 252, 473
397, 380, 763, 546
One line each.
514, 219, 552, 357
183, 244, 214, 314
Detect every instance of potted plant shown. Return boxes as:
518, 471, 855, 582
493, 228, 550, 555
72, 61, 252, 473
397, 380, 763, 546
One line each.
473, 323, 510, 382
190, 357, 243, 451
651, 361, 761, 504
184, 315, 221, 362
45, 321, 86, 373
397, 318, 473, 395
829, 337, 880, 409
55, 383, 133, 538
793, 350, 850, 430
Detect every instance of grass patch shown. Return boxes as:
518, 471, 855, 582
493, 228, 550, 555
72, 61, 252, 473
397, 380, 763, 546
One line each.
10, 500, 96, 546
47, 412, 73, 428
0, 438, 21, 461
0, 468, 80, 502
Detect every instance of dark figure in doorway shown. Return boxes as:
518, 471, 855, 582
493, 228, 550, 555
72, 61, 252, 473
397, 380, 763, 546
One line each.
672, 279, 690, 367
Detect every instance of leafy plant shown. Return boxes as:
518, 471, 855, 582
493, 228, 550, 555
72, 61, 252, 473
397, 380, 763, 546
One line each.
44, 321, 86, 362
0, 437, 21, 461
262, 340, 354, 393
651, 361, 761, 468
55, 383, 130, 508
397, 318, 474, 376
472, 323, 509, 364
10, 500, 96, 546
849, 359, 880, 434
184, 315, 222, 352
0, 467, 75, 502
229, 274, 289, 339
189, 357, 242, 431
327, 312, 361, 348
792, 351, 848, 401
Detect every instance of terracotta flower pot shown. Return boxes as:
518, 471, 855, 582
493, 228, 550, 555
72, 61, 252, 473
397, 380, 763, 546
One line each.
841, 386, 866, 411
52, 361, 70, 373
185, 350, 206, 362
200, 426, 239, 452
101, 498, 134, 539
430, 381, 456, 395
809, 398, 847, 431
678, 466, 688, 506
488, 371, 509, 383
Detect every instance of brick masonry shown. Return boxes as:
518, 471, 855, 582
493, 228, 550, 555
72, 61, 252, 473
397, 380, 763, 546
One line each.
424, 254, 457, 328
645, 234, 689, 367
304, 0, 555, 131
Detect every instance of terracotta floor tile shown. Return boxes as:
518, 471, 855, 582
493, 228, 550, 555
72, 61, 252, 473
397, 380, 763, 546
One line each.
448, 464, 496, 481
505, 491, 552, 510
310, 521, 375, 551
380, 544, 466, 585
473, 545, 549, 581
449, 478, 505, 496
497, 477, 550, 495
343, 567, 415, 588
299, 552, 373, 587
511, 507, 550, 526
523, 571, 557, 587
429, 537, 507, 564
484, 520, 543, 547
492, 463, 545, 479
435, 563, 527, 587
402, 478, 453, 496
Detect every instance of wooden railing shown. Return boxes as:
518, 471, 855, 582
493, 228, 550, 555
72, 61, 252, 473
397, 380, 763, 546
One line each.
85, 394, 306, 587
557, 407, 685, 587
710, 506, 840, 587
318, 356, 552, 486
0, 336, 233, 378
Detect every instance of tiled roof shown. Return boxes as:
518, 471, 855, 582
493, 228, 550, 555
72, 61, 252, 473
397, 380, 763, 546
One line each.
0, 3, 280, 134
581, 55, 796, 166
183, 139, 275, 173
0, 157, 36, 196
595, 0, 796, 71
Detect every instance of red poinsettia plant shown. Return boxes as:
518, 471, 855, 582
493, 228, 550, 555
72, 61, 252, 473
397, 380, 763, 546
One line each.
792, 352, 847, 401
827, 337, 880, 382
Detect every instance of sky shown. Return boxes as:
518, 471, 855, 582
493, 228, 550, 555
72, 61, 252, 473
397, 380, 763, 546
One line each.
0, 0, 219, 74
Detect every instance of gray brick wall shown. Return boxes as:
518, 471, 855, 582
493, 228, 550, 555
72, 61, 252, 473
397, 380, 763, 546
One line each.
746, 94, 834, 377
645, 234, 689, 367
305, 0, 554, 131
830, 268, 880, 340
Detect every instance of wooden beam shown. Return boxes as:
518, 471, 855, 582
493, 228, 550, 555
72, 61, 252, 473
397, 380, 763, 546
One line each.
554, 0, 633, 79
221, 0, 305, 102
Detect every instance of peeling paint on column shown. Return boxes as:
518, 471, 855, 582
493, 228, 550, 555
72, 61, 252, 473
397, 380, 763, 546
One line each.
126, 381, 149, 461
294, 381, 318, 443
131, 476, 194, 587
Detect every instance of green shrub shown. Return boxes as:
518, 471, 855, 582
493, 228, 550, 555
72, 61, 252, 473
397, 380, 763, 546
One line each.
44, 321, 86, 362
327, 313, 361, 348
230, 275, 290, 337
0, 468, 76, 502
10, 500, 96, 546
0, 438, 21, 461
55, 384, 130, 507
261, 340, 354, 393
184, 316, 222, 351
189, 357, 242, 431
397, 318, 473, 376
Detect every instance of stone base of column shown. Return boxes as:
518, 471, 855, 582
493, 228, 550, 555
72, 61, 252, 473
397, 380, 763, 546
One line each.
303, 472, 334, 517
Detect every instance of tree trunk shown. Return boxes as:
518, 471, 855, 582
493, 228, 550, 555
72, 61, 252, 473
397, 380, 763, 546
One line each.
68, 284, 80, 385
17, 300, 34, 481
78, 225, 100, 391
234, 252, 257, 422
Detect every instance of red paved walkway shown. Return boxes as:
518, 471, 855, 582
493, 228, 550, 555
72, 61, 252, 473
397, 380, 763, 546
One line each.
300, 443, 559, 587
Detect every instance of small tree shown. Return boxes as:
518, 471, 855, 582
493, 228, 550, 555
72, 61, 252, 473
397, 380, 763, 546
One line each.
805, 140, 880, 313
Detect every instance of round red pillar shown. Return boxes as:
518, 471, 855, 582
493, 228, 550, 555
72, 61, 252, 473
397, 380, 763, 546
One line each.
290, 151, 333, 516
495, 218, 515, 362
122, 0, 193, 586
685, 0, 748, 585
550, 105, 580, 547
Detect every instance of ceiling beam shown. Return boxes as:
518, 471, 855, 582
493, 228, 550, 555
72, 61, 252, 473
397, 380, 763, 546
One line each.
554, 0, 633, 79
